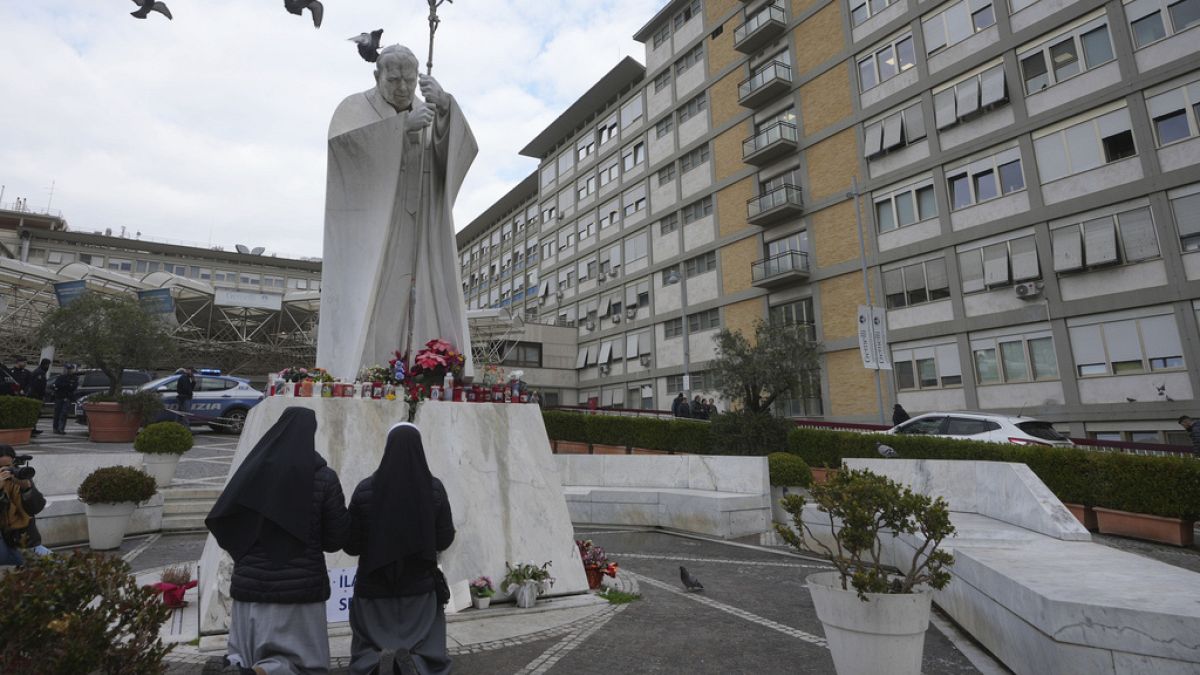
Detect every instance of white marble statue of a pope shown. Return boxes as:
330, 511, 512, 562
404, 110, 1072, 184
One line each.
317, 44, 477, 382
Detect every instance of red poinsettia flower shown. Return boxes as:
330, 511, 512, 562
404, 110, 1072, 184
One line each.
425, 339, 453, 353
415, 351, 448, 370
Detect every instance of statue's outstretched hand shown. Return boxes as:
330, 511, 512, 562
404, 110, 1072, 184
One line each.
405, 103, 435, 135
419, 74, 450, 113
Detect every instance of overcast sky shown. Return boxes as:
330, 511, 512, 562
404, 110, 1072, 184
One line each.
0, 1, 652, 259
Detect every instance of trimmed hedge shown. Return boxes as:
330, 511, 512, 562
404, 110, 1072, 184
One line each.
542, 411, 713, 455
768, 452, 812, 487
134, 422, 195, 455
77, 466, 158, 505
0, 397, 42, 429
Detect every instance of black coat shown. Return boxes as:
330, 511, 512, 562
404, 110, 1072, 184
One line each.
10, 368, 30, 395
177, 373, 195, 399
228, 465, 350, 604
344, 475, 455, 598
26, 367, 48, 401
51, 374, 78, 401
4, 482, 46, 549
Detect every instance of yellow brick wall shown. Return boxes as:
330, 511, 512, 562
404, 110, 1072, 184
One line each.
723, 297, 764, 341
810, 200, 860, 267
710, 70, 743, 129
792, 0, 821, 17
713, 125, 748, 183
708, 16, 740, 76
717, 177, 753, 237
818, 271, 869, 340
805, 129, 859, 202
793, 4, 845, 74
720, 236, 759, 295
706, 0, 740, 26
826, 349, 888, 417
800, 63, 853, 137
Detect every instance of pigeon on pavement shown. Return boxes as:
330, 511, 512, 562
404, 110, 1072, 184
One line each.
130, 0, 172, 20
680, 566, 704, 592
350, 29, 385, 63
284, 0, 324, 29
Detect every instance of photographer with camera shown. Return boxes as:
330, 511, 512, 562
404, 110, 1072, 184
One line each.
0, 444, 48, 566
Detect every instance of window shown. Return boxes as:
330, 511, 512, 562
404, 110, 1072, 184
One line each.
540, 163, 556, 188
858, 33, 916, 90
1019, 18, 1113, 94
674, 0, 701, 29
654, 71, 673, 94
1171, 187, 1200, 250
1034, 106, 1135, 182
1069, 313, 1185, 376
1127, 0, 1200, 48
107, 258, 133, 272
598, 159, 620, 188
959, 235, 1040, 292
682, 196, 713, 224
557, 229, 576, 249
657, 164, 676, 187
599, 201, 620, 230
766, 232, 807, 258
557, 150, 574, 177
934, 63, 1007, 130
678, 93, 708, 124
622, 141, 646, 171
625, 232, 649, 263
1146, 78, 1200, 146
685, 250, 717, 277
622, 186, 647, 217
1052, 206, 1159, 272
621, 95, 644, 129
577, 175, 597, 200
688, 308, 721, 332
892, 344, 962, 389
577, 135, 596, 161
660, 213, 680, 235
882, 258, 950, 308
874, 180, 937, 232
652, 23, 672, 49
945, 146, 1024, 210
851, 0, 898, 26
541, 202, 557, 223
598, 116, 618, 146
577, 218, 596, 240
666, 372, 710, 393
240, 273, 261, 286
503, 342, 542, 368
922, 0, 995, 56
656, 117, 674, 140
541, 239, 557, 260
664, 317, 684, 338
626, 279, 651, 310
680, 144, 711, 173
769, 298, 816, 340
970, 332, 1058, 383
675, 44, 705, 76
863, 102, 926, 158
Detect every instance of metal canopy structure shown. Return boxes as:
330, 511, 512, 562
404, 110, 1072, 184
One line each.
467, 308, 525, 366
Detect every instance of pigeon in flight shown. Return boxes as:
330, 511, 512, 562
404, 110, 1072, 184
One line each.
350, 29, 385, 63
680, 566, 704, 592
877, 442, 898, 458
284, 0, 324, 29
130, 0, 172, 20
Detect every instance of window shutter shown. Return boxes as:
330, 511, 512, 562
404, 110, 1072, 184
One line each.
956, 77, 981, 119
1147, 89, 1186, 120
1173, 194, 1200, 239
586, 344, 600, 365
925, 259, 949, 292
626, 333, 639, 357
936, 344, 962, 378
1103, 320, 1142, 363
1083, 217, 1119, 266
576, 348, 589, 369
1117, 208, 1159, 262
882, 113, 904, 150
959, 250, 986, 293
983, 243, 1010, 286
1010, 236, 1040, 281
903, 103, 926, 142
864, 122, 884, 158
1140, 315, 1183, 360
1068, 325, 1106, 368
980, 65, 1007, 107
598, 341, 612, 364
1052, 227, 1083, 272
934, 89, 957, 129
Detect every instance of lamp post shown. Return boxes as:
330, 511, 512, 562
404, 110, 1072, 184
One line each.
665, 268, 691, 395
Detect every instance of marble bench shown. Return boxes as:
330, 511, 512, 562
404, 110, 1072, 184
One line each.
555, 455, 771, 539
800, 459, 1200, 675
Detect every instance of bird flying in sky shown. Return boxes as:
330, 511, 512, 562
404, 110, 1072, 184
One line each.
284, 0, 324, 29
130, 0, 172, 20
350, 29, 385, 63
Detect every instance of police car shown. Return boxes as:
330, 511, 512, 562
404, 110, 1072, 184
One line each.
76, 371, 263, 434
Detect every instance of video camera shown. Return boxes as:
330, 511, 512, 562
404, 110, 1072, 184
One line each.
2, 455, 35, 481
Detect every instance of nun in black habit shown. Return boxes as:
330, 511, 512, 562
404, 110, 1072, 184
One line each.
345, 422, 456, 675
204, 407, 350, 675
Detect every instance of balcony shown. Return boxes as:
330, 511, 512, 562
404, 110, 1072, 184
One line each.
738, 61, 792, 108
734, 2, 787, 54
747, 184, 804, 226
743, 121, 799, 165
752, 251, 810, 287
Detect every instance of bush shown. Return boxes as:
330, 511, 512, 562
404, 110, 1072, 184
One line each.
768, 452, 811, 487
711, 411, 791, 456
0, 550, 174, 673
542, 411, 714, 455
0, 397, 41, 429
134, 422, 194, 455
77, 466, 158, 505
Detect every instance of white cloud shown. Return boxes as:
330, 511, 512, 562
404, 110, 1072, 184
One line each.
0, 1, 654, 258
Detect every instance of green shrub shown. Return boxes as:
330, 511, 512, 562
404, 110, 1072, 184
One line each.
1092, 452, 1200, 520
768, 452, 811, 487
77, 466, 158, 505
0, 397, 42, 429
543, 411, 582, 443
134, 422, 194, 455
711, 411, 791, 456
89, 390, 164, 425
0, 550, 174, 673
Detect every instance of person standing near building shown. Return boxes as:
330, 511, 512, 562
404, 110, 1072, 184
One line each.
50, 364, 78, 435
1177, 416, 1200, 455
9, 358, 30, 396
25, 359, 50, 437
671, 392, 686, 418
176, 367, 196, 429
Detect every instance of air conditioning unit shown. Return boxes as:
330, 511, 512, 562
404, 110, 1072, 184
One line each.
586, 320, 596, 331
1014, 281, 1043, 300
639, 355, 651, 367
612, 314, 622, 324
599, 364, 611, 375
626, 307, 638, 320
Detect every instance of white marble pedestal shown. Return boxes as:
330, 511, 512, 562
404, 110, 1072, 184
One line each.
198, 398, 586, 636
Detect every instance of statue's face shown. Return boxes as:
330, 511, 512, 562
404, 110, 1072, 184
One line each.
376, 57, 418, 111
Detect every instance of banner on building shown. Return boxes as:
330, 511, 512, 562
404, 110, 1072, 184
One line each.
215, 288, 283, 311
53, 280, 87, 307
137, 288, 175, 316
857, 305, 892, 371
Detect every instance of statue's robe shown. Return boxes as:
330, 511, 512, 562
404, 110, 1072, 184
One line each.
318, 88, 477, 381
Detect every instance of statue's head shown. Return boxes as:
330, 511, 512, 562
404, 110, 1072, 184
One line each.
375, 45, 420, 112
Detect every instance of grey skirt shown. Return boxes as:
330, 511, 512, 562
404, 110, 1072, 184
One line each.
228, 600, 330, 675
348, 591, 451, 675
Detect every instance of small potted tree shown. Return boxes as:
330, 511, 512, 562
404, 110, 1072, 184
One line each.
0, 396, 42, 445
134, 422, 194, 487
776, 469, 955, 675
469, 576, 495, 609
767, 452, 812, 524
77, 466, 158, 550
502, 561, 554, 608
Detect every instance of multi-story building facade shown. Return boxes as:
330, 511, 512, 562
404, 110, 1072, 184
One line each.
461, 0, 1200, 443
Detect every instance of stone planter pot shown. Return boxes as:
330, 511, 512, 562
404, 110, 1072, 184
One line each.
770, 485, 808, 524
591, 443, 627, 455
0, 428, 32, 446
142, 453, 182, 488
511, 581, 539, 608
471, 595, 491, 610
810, 467, 839, 485
84, 402, 141, 443
631, 447, 668, 455
1063, 503, 1098, 531
585, 566, 604, 590
85, 502, 137, 551
807, 571, 933, 675
554, 441, 589, 455
1094, 507, 1195, 547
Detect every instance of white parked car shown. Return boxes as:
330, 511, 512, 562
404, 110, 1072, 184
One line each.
886, 412, 1074, 447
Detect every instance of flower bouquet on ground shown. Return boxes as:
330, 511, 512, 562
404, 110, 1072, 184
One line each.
577, 540, 619, 590
470, 576, 495, 609
503, 561, 555, 608
150, 564, 197, 609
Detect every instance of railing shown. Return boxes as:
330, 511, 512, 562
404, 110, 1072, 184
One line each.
734, 1, 787, 46
743, 121, 798, 157
748, 184, 804, 219
738, 60, 792, 101
752, 250, 810, 283
0, 200, 63, 219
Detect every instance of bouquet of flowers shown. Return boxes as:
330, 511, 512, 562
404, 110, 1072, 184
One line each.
502, 560, 555, 592
408, 339, 466, 383
357, 364, 397, 384
470, 576, 495, 598
576, 540, 619, 579
479, 364, 506, 387
308, 367, 334, 383
278, 366, 309, 383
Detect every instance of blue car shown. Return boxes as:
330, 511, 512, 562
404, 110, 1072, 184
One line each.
77, 374, 264, 433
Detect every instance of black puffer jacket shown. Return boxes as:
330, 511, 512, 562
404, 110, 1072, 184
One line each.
229, 465, 349, 603
344, 476, 455, 598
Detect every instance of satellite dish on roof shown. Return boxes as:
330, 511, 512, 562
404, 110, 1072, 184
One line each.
235, 244, 250, 255
251, 247, 265, 256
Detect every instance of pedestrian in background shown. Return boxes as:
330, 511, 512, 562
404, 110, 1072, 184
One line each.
50, 364, 78, 435
26, 359, 50, 437
671, 392, 686, 417
176, 367, 196, 429
692, 395, 708, 421
893, 404, 911, 427
1177, 416, 1200, 455
9, 358, 30, 396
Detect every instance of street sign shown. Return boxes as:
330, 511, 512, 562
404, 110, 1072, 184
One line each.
682, 374, 691, 392
858, 305, 893, 371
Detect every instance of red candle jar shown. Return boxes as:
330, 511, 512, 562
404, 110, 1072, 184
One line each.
453, 386, 464, 402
